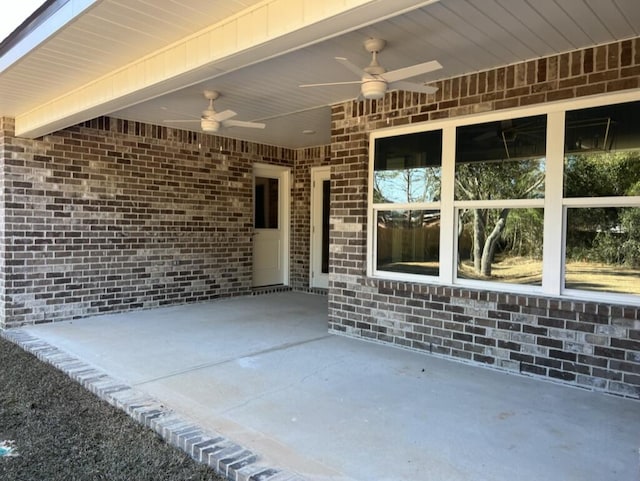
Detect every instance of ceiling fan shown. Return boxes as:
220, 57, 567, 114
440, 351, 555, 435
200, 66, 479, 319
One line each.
300, 38, 442, 100
163, 90, 265, 132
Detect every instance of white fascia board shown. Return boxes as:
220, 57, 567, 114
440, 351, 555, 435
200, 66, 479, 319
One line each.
14, 0, 440, 138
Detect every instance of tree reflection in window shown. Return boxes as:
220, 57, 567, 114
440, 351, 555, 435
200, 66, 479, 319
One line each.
564, 101, 640, 295
376, 210, 440, 276
455, 115, 546, 281
373, 130, 442, 276
374, 130, 442, 204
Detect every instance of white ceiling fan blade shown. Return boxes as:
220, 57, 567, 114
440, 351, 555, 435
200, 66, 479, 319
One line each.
163, 119, 200, 123
390, 80, 439, 95
382, 60, 442, 83
300, 80, 363, 88
211, 109, 236, 122
335, 57, 371, 78
222, 120, 266, 129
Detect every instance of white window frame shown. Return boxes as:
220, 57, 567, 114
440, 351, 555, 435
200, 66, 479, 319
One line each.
367, 90, 640, 305
369, 127, 445, 284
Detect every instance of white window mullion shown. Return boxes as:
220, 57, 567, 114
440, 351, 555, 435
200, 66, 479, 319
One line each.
563, 196, 640, 208
542, 111, 565, 296
454, 199, 545, 209
367, 134, 376, 278
439, 126, 456, 285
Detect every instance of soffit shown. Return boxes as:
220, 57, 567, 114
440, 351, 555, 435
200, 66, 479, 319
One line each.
0, 0, 264, 114
1, 0, 639, 149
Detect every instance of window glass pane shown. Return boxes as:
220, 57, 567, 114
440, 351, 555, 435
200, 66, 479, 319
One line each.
565, 207, 640, 295
564, 101, 640, 198
254, 177, 278, 229
455, 115, 546, 200
376, 210, 440, 276
374, 130, 442, 203
457, 208, 543, 285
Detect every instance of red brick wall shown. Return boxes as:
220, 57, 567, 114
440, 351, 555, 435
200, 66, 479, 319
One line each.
0, 117, 295, 327
328, 38, 640, 398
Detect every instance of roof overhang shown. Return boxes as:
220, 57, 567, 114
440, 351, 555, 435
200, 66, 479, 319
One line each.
2, 0, 639, 148
1, 0, 440, 139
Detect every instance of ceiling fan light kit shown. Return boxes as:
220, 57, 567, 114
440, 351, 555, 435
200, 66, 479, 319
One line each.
361, 79, 387, 99
201, 118, 220, 132
299, 38, 442, 100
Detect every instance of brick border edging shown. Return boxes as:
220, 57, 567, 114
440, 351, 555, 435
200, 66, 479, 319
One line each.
1, 329, 306, 481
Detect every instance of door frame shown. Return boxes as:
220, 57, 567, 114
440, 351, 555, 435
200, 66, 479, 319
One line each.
310, 166, 330, 289
253, 163, 290, 287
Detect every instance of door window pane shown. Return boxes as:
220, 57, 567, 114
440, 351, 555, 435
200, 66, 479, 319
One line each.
322, 179, 330, 274
255, 177, 278, 229
376, 210, 440, 276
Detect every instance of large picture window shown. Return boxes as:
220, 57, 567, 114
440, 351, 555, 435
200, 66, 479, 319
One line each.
368, 94, 640, 302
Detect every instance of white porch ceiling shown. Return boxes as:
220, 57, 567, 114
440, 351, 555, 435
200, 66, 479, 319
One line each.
1, 0, 639, 149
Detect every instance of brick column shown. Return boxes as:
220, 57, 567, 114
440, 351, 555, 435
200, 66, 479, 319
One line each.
0, 118, 10, 328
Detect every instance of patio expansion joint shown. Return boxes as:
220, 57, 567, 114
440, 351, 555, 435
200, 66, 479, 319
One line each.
1, 328, 308, 481
131, 334, 334, 387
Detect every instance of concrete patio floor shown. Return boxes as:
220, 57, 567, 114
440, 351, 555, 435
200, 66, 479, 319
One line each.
6, 292, 640, 481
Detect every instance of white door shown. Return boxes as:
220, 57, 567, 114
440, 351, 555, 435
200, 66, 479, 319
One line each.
310, 167, 330, 289
253, 164, 290, 287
